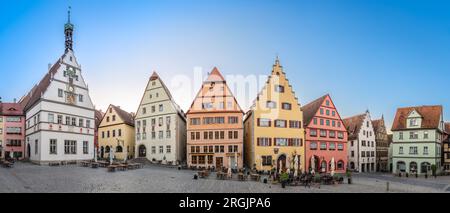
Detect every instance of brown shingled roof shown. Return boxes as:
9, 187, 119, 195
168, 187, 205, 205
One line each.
111, 105, 135, 127
391, 105, 443, 131
343, 113, 366, 140
301, 94, 328, 126
95, 109, 105, 129
445, 122, 450, 134
0, 103, 24, 116
372, 118, 384, 133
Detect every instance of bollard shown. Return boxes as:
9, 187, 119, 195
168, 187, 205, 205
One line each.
386, 182, 390, 192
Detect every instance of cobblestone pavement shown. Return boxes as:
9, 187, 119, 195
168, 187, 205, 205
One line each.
0, 163, 449, 193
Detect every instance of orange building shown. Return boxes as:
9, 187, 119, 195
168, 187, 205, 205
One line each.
186, 68, 244, 170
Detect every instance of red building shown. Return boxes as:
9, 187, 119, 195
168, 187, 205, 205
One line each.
0, 102, 26, 160
302, 94, 348, 174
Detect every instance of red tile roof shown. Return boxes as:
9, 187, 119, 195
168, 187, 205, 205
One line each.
301, 94, 328, 126
343, 113, 366, 140
391, 105, 443, 131
95, 109, 105, 129
445, 122, 450, 134
0, 103, 24, 116
372, 118, 384, 133
110, 105, 135, 127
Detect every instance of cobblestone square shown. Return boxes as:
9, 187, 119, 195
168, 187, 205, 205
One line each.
0, 163, 449, 193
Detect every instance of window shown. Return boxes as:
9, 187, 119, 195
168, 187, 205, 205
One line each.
79, 94, 83, 102
409, 119, 418, 127
424, 131, 429, 139
143, 107, 147, 114
159, 146, 163, 153
159, 131, 163, 139
166, 130, 171, 138
58, 89, 63, 97
118, 129, 122, 137
310, 142, 317, 150
83, 141, 88, 154
166, 145, 171, 153
112, 115, 116, 121
86, 120, 91, 128
202, 103, 213, 109
151, 106, 155, 113
71, 117, 76, 126
159, 104, 163, 112
320, 119, 324, 125
423, 147, 429, 155
78, 119, 83, 127
274, 85, 285, 93
409, 132, 418, 139
159, 117, 163, 126
50, 139, 57, 155
266, 101, 277, 109
289, 120, 301, 128
48, 114, 55, 123
152, 146, 156, 154
320, 130, 327, 137
351, 151, 354, 157
257, 138, 271, 146
189, 118, 200, 126
112, 130, 116, 137
326, 109, 330, 116
107, 131, 110, 138
329, 131, 336, 138
282, 103, 292, 110
329, 143, 336, 150
337, 143, 344, 151
191, 156, 198, 164
57, 115, 63, 124
310, 129, 317, 137
362, 152, 366, 157
64, 140, 76, 154
66, 116, 70, 125
102, 131, 105, 138
313, 118, 318, 125
399, 132, 404, 140
326, 120, 330, 126
275, 120, 287, 128
262, 156, 273, 166
320, 108, 324, 115
326, 100, 330, 106
320, 143, 327, 150
332, 111, 336, 117
399, 147, 404, 154
275, 138, 288, 146
228, 116, 238, 124
258, 118, 271, 127
338, 132, 344, 139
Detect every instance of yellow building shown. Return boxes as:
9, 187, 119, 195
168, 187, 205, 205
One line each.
98, 104, 135, 161
244, 58, 305, 172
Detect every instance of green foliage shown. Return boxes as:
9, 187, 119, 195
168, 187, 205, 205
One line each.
280, 172, 289, 182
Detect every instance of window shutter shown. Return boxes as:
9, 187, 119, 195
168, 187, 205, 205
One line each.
257, 118, 260, 127
257, 138, 260, 146
269, 138, 272, 146
269, 120, 272, 127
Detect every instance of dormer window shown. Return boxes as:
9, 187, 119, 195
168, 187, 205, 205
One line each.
409, 119, 418, 127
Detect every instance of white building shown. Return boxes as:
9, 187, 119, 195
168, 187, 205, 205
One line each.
134, 72, 186, 165
343, 111, 377, 172
19, 10, 95, 165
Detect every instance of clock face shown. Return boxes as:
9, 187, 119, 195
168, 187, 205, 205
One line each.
69, 86, 74, 92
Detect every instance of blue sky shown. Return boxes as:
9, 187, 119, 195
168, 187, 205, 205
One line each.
1, 0, 449, 129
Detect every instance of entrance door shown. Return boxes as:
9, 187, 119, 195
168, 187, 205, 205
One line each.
27, 144, 31, 159
277, 154, 287, 173
215, 157, 223, 170
100, 147, 104, 159
138, 145, 146, 158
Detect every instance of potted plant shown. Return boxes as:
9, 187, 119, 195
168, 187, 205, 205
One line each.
280, 172, 289, 188
346, 170, 352, 184
431, 164, 437, 178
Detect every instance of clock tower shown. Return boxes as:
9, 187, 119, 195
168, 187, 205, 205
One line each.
65, 7, 74, 52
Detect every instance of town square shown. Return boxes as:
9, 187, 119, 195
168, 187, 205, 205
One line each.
1, 1, 450, 195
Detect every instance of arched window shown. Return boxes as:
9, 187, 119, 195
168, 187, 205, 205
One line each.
138, 145, 146, 158
397, 161, 406, 172
409, 162, 417, 173
321, 161, 327, 172
116, 146, 123, 153
105, 146, 110, 153
337, 161, 344, 170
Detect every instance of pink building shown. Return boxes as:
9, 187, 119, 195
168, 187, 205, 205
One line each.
302, 94, 348, 174
0, 102, 26, 160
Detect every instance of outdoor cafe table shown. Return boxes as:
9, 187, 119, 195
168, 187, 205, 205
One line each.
2, 161, 13, 168
107, 165, 117, 172
250, 174, 261, 181
238, 173, 247, 181
80, 161, 90, 167
91, 162, 99, 169
117, 164, 128, 171
216, 172, 225, 180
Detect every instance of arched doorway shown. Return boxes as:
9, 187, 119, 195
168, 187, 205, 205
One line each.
277, 154, 287, 173
409, 162, 418, 174
421, 162, 431, 174
350, 162, 355, 170
138, 145, 146, 158
320, 160, 327, 173
396, 161, 406, 172
100, 146, 104, 159
337, 160, 345, 171
310, 156, 320, 172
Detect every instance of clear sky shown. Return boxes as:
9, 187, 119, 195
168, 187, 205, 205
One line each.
1, 0, 449, 130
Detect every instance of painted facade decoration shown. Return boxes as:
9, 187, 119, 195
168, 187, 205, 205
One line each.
186, 68, 244, 170
372, 116, 390, 172
19, 10, 95, 164
0, 103, 26, 160
135, 72, 186, 165
391, 105, 445, 175
302, 94, 348, 174
98, 105, 135, 160
244, 58, 305, 173
343, 111, 377, 173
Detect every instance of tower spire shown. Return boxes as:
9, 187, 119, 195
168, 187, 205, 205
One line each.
64, 6, 74, 52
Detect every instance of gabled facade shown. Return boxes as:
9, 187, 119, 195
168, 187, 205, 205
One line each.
98, 105, 135, 160
244, 58, 305, 172
372, 116, 389, 172
343, 111, 376, 173
19, 10, 95, 164
302, 94, 348, 174
134, 72, 186, 165
0, 102, 25, 160
391, 105, 444, 175
443, 123, 450, 172
186, 68, 244, 170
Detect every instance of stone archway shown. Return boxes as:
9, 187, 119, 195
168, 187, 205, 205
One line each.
277, 154, 287, 173
138, 145, 146, 158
